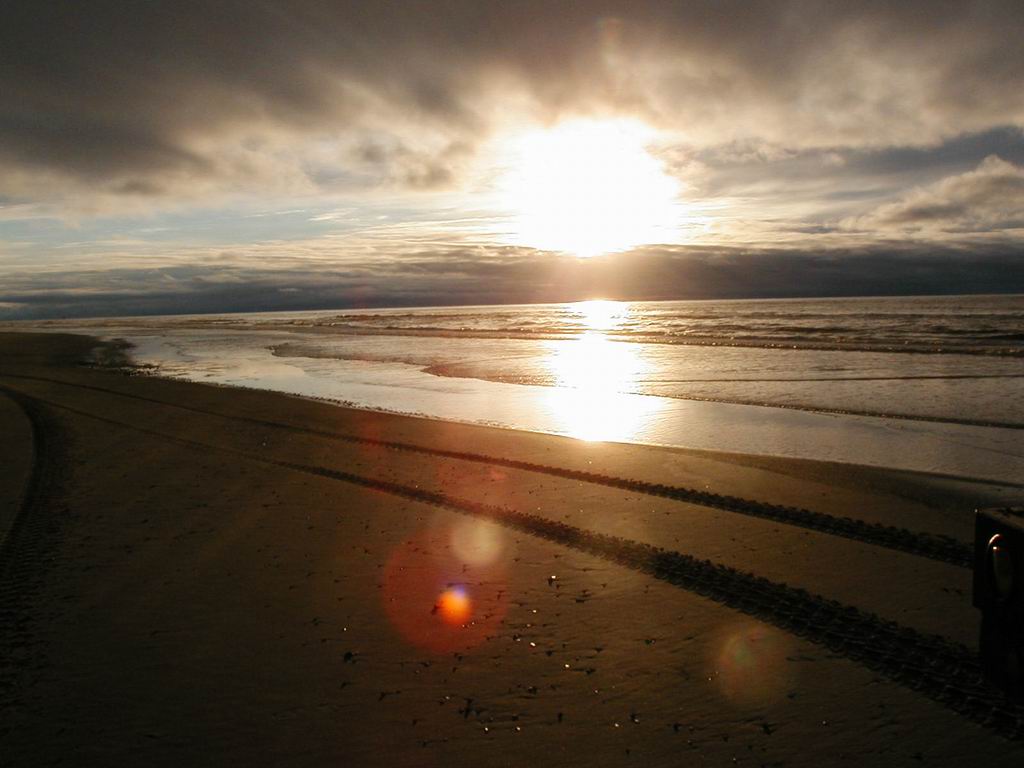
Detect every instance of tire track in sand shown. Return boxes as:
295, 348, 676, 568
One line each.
19, 392, 1024, 741
0, 387, 71, 734
0, 373, 973, 568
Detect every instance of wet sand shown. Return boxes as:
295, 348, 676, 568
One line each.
1, 331, 1023, 766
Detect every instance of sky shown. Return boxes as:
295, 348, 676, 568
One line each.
2, 1, 1024, 319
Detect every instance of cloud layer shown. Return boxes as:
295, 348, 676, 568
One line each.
4, 1, 1024, 206
846, 155, 1024, 233
3, 244, 1022, 320
2, 2, 1023, 318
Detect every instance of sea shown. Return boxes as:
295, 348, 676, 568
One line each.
35, 294, 1024, 484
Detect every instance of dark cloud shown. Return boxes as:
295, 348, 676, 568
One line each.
3, 244, 1022, 320
846, 155, 1024, 231
677, 127, 1024, 199
352, 137, 470, 189
847, 127, 1024, 178
3, 1, 1024, 203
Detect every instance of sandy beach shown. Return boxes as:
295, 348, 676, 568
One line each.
2, 331, 1023, 766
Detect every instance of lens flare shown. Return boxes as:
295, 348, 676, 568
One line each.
437, 586, 472, 625
714, 623, 794, 707
451, 518, 506, 567
381, 529, 509, 654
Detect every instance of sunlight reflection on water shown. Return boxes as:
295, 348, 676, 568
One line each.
94, 314, 1024, 483
541, 301, 667, 441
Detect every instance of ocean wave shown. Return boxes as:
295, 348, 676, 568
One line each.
265, 324, 1024, 356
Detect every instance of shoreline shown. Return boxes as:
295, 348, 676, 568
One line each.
11, 330, 1024, 505
31, 342, 1024, 493
269, 338, 1024, 430
8, 317, 1024, 474
119, 344, 1024, 486
2, 331, 1024, 765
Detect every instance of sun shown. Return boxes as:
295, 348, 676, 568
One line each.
497, 118, 681, 257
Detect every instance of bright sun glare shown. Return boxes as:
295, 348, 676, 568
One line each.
539, 300, 666, 442
499, 119, 681, 257
575, 298, 627, 330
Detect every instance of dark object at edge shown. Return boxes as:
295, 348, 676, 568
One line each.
974, 507, 1024, 701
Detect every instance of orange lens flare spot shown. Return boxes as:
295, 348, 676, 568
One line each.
381, 530, 508, 654
437, 587, 472, 625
